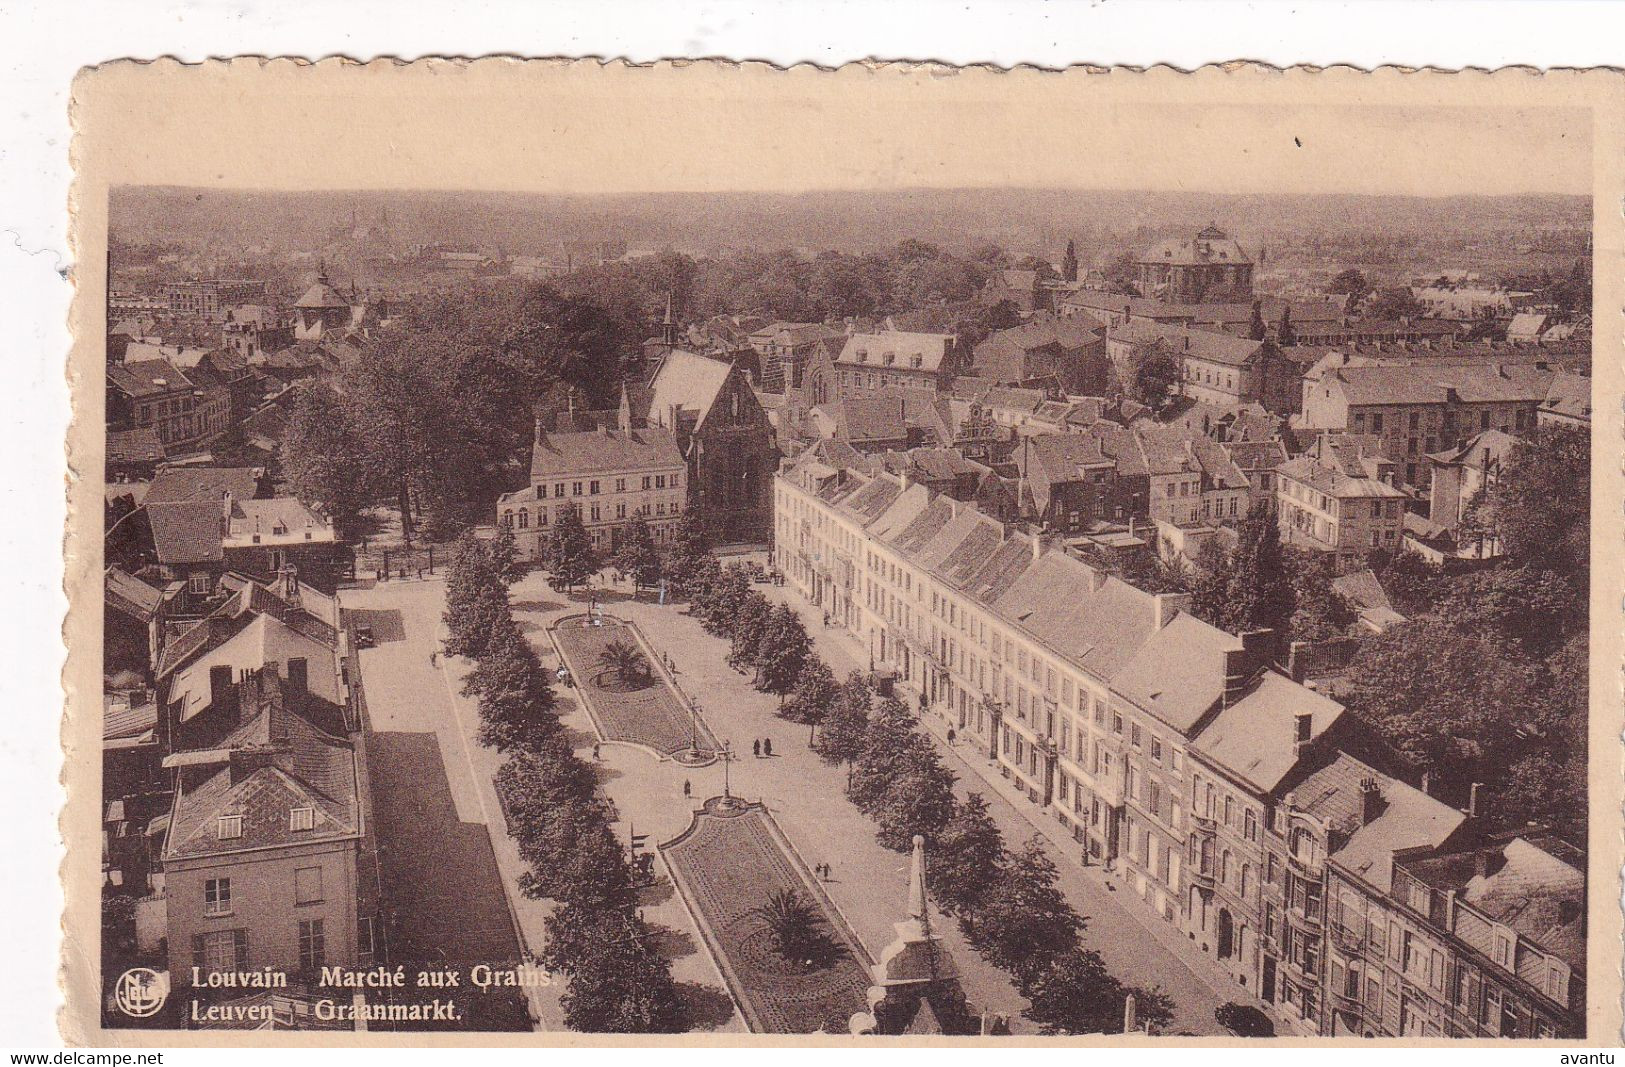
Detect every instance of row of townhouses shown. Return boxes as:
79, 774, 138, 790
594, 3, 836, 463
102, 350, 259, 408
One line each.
773, 456, 1584, 1038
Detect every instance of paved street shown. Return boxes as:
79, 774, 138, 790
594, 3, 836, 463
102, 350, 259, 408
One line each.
345, 568, 1250, 1035
343, 578, 545, 1030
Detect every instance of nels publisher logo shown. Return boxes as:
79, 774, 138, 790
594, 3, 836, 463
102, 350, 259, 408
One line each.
114, 967, 169, 1018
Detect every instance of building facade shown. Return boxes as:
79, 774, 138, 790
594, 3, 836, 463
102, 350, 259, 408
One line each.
1137, 225, 1255, 304
498, 421, 687, 559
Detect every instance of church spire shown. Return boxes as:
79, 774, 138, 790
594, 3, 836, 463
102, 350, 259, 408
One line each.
660, 291, 679, 347
906, 834, 929, 922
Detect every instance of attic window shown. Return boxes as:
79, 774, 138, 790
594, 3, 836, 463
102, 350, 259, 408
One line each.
857, 349, 868, 363
217, 814, 243, 840
289, 807, 315, 832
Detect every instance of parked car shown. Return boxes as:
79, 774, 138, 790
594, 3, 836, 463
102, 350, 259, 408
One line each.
353, 625, 376, 649
1215, 1002, 1274, 1037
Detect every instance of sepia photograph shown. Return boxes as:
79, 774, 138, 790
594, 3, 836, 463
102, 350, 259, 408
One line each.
65, 60, 1620, 1045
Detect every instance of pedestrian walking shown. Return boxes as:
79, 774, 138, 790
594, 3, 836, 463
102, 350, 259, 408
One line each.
763, 737, 773, 757
430, 651, 438, 668
947, 727, 956, 744
825, 862, 834, 881
752, 739, 761, 758
683, 779, 692, 799
592, 742, 601, 761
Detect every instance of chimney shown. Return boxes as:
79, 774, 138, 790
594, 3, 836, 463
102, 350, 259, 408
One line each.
1088, 565, 1108, 592
1420, 770, 1431, 796
1285, 639, 1309, 683
1031, 533, 1045, 561
221, 490, 234, 535
1359, 776, 1382, 825
1472, 849, 1490, 879
1468, 781, 1483, 820
534, 414, 546, 445
1153, 591, 1190, 632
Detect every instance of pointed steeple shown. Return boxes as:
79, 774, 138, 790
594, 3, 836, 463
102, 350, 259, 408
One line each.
660, 291, 679, 347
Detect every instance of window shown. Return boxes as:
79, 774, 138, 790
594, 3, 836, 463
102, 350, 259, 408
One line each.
288, 867, 324, 908
1130, 723, 1142, 748
571, 481, 583, 496
204, 877, 232, 916
590, 480, 601, 495
188, 571, 211, 596
1150, 737, 1162, 762
642, 475, 652, 490
655, 475, 666, 489
289, 806, 314, 831
554, 482, 565, 498
358, 916, 375, 959
217, 814, 242, 840
194, 929, 248, 974
298, 919, 326, 971
615, 478, 626, 492
1493, 930, 1515, 969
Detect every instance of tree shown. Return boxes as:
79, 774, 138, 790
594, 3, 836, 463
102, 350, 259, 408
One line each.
489, 522, 526, 585
1022, 947, 1129, 1034
465, 623, 557, 752
613, 513, 663, 592
668, 508, 712, 594
754, 604, 813, 701
543, 902, 684, 1033
812, 672, 872, 779
928, 793, 1008, 915
846, 697, 933, 812
1276, 305, 1295, 347
1061, 239, 1079, 283
1342, 620, 1555, 804
1247, 301, 1267, 341
596, 638, 651, 689
1284, 548, 1356, 644
968, 837, 1083, 986
1187, 538, 1235, 630
1483, 425, 1589, 576
280, 383, 376, 539
727, 591, 773, 675
748, 889, 829, 964
544, 501, 597, 592
1224, 497, 1293, 640
1327, 268, 1370, 304
1366, 286, 1423, 321
781, 657, 838, 741
694, 562, 750, 637
443, 532, 510, 659
1132, 349, 1181, 413
871, 763, 959, 853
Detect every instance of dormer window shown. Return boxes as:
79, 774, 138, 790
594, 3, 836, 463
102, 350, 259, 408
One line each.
289, 807, 315, 832
857, 349, 868, 363
217, 814, 243, 840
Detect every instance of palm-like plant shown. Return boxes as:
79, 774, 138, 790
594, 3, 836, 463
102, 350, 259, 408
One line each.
596, 639, 651, 688
749, 888, 827, 963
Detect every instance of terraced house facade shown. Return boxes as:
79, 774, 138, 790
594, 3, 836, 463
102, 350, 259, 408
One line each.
772, 452, 1586, 1038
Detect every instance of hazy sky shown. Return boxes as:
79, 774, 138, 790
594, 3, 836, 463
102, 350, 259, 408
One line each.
81, 63, 1593, 197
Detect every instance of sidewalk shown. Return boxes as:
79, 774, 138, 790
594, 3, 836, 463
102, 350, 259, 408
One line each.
760, 583, 1255, 1034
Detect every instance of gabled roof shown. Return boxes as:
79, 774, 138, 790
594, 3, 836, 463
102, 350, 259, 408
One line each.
836, 331, 954, 373
526, 426, 684, 481
1192, 671, 1346, 793
993, 551, 1170, 685
1109, 611, 1241, 733
1460, 837, 1586, 972
165, 706, 358, 860
294, 275, 352, 310
1540, 371, 1591, 422
146, 501, 225, 565
1278, 455, 1407, 500
1296, 752, 1466, 895
147, 466, 262, 506
108, 359, 196, 399
645, 350, 736, 429
106, 566, 163, 620
1328, 363, 1554, 407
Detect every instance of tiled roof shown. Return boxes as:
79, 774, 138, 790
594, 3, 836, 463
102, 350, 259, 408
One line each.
107, 359, 196, 399
1278, 455, 1407, 500
1540, 371, 1591, 422
106, 566, 163, 619
1109, 612, 1241, 733
294, 276, 352, 309
1461, 837, 1586, 972
107, 427, 165, 465
165, 706, 358, 860
1295, 752, 1465, 895
147, 466, 262, 506
147, 501, 224, 565
836, 331, 954, 373
645, 350, 735, 428
1139, 228, 1251, 267
1193, 671, 1345, 793
994, 551, 1168, 685
1329, 363, 1553, 407
527, 427, 684, 481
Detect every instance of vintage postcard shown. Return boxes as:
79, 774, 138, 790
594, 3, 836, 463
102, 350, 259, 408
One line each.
64, 60, 1622, 1046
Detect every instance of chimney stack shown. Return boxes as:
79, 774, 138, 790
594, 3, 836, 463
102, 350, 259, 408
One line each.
1420, 770, 1431, 796
1359, 776, 1382, 825
221, 490, 234, 535
1153, 592, 1190, 632
1285, 640, 1309, 683
1468, 781, 1483, 820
